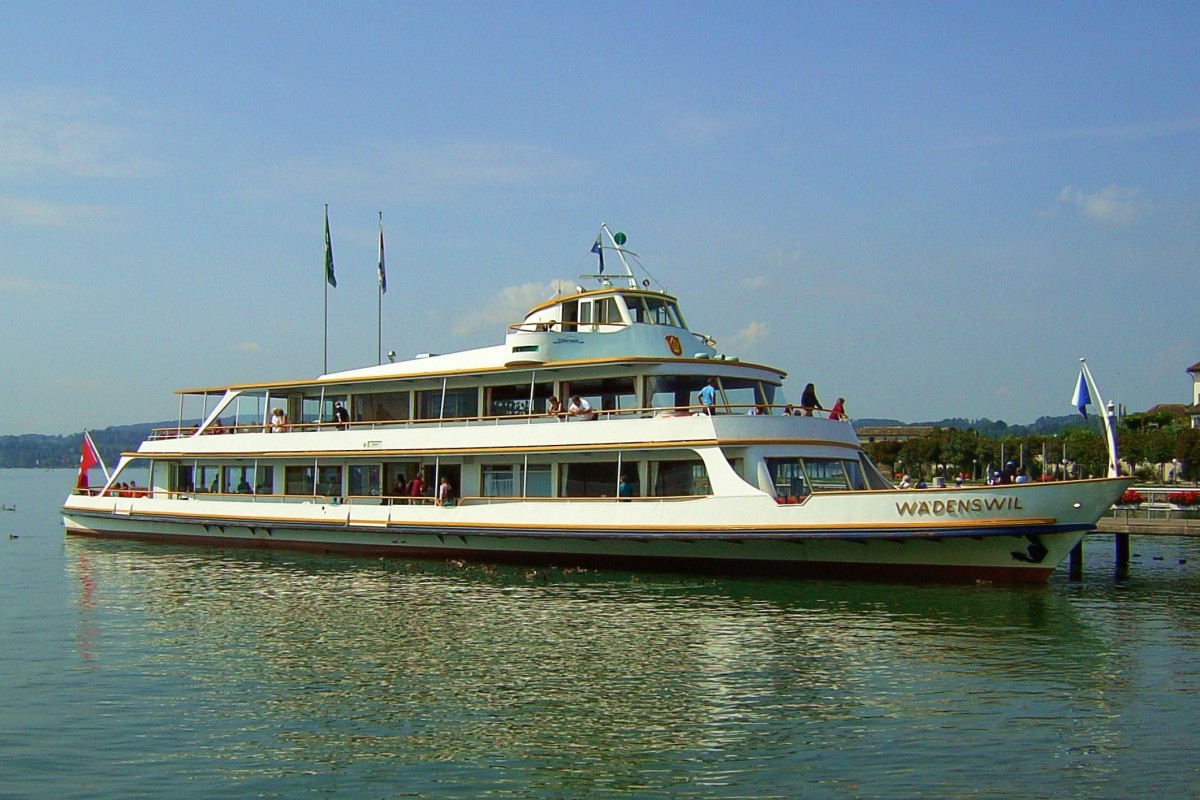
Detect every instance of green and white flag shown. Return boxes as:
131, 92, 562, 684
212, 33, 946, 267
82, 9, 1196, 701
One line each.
324, 207, 337, 288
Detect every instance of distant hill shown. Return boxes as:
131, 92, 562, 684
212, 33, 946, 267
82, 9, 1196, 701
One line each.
853, 415, 1090, 438
0, 422, 194, 468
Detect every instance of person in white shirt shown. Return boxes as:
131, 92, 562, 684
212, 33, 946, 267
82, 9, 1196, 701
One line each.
568, 395, 596, 421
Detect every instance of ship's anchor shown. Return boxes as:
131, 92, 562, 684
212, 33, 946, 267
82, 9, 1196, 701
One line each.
1011, 535, 1048, 564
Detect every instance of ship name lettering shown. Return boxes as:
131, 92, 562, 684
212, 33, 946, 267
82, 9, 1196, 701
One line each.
895, 496, 1023, 517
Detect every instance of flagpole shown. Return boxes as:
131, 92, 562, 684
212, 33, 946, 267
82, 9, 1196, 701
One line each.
1079, 358, 1119, 478
324, 204, 329, 375
377, 211, 384, 365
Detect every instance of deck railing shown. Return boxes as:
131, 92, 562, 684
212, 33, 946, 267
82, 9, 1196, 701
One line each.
149, 403, 851, 441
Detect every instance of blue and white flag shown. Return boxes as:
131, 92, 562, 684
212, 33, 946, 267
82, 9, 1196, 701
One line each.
378, 216, 387, 294
591, 236, 604, 274
1072, 370, 1091, 418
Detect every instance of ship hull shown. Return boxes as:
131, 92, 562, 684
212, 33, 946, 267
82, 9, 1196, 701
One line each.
63, 478, 1128, 583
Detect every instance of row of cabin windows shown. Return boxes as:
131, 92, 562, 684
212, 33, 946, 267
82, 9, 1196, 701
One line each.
168, 459, 711, 499
217, 375, 781, 430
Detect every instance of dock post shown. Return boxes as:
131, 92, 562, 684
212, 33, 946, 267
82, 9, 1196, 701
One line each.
1069, 539, 1083, 581
1115, 533, 1130, 577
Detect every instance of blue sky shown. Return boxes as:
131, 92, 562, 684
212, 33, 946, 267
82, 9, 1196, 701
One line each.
1, 2, 1197, 434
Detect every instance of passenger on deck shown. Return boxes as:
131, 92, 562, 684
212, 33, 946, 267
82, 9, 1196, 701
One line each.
408, 471, 425, 498
436, 476, 454, 506
333, 401, 350, 430
782, 404, 796, 416
270, 408, 288, 432
547, 396, 565, 419
800, 384, 823, 417
568, 395, 596, 421
698, 378, 718, 415
828, 397, 846, 421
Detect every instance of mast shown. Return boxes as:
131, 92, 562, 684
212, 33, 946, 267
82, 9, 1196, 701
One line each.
1079, 358, 1120, 478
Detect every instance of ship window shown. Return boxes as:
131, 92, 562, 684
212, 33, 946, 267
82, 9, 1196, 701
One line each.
596, 297, 621, 325
860, 454, 892, 490
646, 375, 709, 411
255, 465, 275, 494
416, 387, 479, 420
197, 464, 222, 493
561, 461, 620, 498
650, 460, 709, 496
483, 465, 517, 497
842, 459, 867, 490
348, 464, 381, 498
285, 465, 314, 495
484, 464, 553, 497
317, 466, 342, 497
766, 457, 810, 499
488, 382, 553, 417
718, 378, 777, 414
564, 377, 636, 413
358, 391, 410, 422
642, 296, 676, 326
804, 458, 851, 491
224, 465, 256, 494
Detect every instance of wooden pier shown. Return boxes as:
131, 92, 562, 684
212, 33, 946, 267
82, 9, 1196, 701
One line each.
1072, 512, 1200, 578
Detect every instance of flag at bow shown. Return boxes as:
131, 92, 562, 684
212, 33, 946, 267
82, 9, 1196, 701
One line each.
591, 235, 604, 274
324, 207, 337, 288
77, 430, 104, 489
378, 214, 387, 294
1072, 369, 1091, 418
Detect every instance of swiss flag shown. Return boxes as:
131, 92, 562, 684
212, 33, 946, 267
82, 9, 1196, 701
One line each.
77, 433, 100, 489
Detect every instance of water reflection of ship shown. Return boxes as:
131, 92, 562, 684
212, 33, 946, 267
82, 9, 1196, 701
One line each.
68, 542, 1123, 690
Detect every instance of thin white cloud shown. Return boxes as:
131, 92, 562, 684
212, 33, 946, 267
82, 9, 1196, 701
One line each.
274, 140, 592, 198
1055, 184, 1147, 225
0, 195, 114, 228
726, 320, 769, 353
742, 275, 770, 290
0, 87, 163, 180
0, 272, 67, 294
451, 280, 574, 336
950, 117, 1200, 151
661, 106, 759, 147
232, 341, 261, 353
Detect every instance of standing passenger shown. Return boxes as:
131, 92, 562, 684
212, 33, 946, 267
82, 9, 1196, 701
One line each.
698, 378, 718, 415
800, 384, 822, 416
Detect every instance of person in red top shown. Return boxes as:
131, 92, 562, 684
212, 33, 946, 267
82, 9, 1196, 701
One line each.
828, 397, 846, 421
407, 471, 425, 498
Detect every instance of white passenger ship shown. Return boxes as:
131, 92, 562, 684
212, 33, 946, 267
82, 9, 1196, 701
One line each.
62, 227, 1131, 582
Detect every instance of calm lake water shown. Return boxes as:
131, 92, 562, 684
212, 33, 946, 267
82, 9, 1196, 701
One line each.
3, 468, 1200, 799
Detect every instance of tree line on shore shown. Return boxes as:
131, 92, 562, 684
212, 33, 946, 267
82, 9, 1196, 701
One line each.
862, 410, 1200, 484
